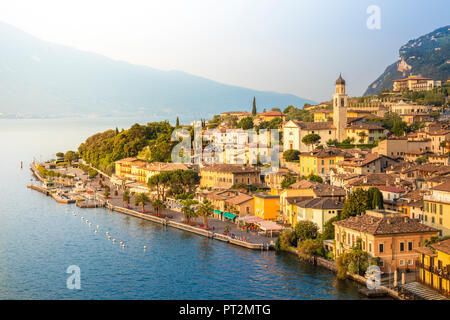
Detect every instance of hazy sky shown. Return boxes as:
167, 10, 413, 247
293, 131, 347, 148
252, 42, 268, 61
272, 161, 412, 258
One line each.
0, 0, 448, 102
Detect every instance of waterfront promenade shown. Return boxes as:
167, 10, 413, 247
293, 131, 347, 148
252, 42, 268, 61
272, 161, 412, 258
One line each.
29, 162, 276, 250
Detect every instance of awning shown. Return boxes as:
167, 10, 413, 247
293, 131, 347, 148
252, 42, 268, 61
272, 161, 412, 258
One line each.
213, 209, 223, 215
223, 212, 237, 220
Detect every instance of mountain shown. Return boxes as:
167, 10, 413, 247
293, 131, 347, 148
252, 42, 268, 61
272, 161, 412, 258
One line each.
364, 25, 450, 96
0, 21, 314, 120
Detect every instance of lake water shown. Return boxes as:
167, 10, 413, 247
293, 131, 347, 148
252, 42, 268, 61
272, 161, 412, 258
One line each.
0, 118, 363, 299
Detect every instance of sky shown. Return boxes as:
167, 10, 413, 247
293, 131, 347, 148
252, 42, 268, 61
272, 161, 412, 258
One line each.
0, 0, 448, 102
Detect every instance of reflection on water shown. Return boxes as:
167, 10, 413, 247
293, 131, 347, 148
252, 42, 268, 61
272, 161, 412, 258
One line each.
0, 119, 363, 299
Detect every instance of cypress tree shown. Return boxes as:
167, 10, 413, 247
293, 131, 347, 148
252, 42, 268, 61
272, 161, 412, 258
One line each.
176, 117, 180, 127
252, 97, 257, 115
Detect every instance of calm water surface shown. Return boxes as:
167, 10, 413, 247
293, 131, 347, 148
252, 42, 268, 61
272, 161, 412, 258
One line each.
0, 118, 363, 299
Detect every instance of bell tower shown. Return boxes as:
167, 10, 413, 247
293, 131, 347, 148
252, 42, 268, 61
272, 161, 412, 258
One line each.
333, 73, 348, 142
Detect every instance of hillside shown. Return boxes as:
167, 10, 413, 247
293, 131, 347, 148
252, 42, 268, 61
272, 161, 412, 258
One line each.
365, 26, 450, 95
0, 21, 314, 120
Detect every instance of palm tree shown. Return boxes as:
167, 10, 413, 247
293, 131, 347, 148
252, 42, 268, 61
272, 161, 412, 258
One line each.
134, 192, 150, 212
151, 198, 166, 216
197, 199, 214, 227
123, 189, 130, 207
181, 199, 198, 223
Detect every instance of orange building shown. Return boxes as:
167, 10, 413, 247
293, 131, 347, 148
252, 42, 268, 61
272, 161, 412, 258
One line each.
334, 210, 438, 272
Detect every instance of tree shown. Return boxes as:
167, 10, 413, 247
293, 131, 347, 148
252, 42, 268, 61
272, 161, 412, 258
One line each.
252, 97, 257, 115
302, 133, 321, 151
303, 173, 323, 183
392, 120, 407, 136
103, 188, 110, 199
151, 198, 166, 216
197, 199, 214, 227
297, 238, 322, 257
416, 156, 428, 164
134, 192, 150, 212
176, 117, 180, 127
123, 189, 131, 207
237, 116, 254, 130
367, 187, 384, 210
336, 238, 370, 279
283, 149, 300, 162
322, 216, 338, 240
56, 152, 64, 158
181, 199, 198, 223
64, 150, 79, 164
341, 188, 368, 219
275, 230, 297, 251
357, 131, 367, 144
294, 221, 319, 242
326, 139, 338, 147
281, 172, 297, 189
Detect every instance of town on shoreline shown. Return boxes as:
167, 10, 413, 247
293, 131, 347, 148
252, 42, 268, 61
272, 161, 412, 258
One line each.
28, 74, 450, 300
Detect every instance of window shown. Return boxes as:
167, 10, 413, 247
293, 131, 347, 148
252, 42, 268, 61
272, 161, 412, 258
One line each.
432, 217, 435, 224
440, 205, 443, 215
400, 242, 405, 252
369, 242, 372, 252
399, 260, 405, 266
408, 259, 414, 266
379, 243, 384, 253
408, 242, 413, 251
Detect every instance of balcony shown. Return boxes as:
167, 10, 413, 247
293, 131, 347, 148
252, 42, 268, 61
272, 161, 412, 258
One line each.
416, 261, 450, 281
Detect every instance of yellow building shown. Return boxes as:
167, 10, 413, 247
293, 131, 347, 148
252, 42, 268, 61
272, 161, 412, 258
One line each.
423, 181, 450, 237
287, 197, 343, 230
417, 239, 450, 297
298, 147, 348, 177
253, 193, 280, 220
313, 109, 333, 122
345, 124, 387, 144
200, 164, 261, 189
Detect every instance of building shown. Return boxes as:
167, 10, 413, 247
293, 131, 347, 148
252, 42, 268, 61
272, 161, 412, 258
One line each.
345, 124, 387, 144
199, 189, 254, 219
253, 193, 280, 220
114, 158, 193, 184
333, 73, 348, 142
416, 239, 450, 297
282, 74, 349, 152
393, 75, 442, 92
290, 197, 343, 231
390, 100, 434, 115
428, 130, 450, 155
298, 147, 350, 178
199, 164, 260, 189
423, 181, 450, 237
335, 153, 398, 175
372, 137, 431, 159
334, 209, 439, 272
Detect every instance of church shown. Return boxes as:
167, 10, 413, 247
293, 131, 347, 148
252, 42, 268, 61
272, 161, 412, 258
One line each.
283, 74, 348, 152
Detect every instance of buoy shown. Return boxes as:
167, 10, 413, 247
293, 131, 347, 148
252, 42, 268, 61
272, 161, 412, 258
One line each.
94, 230, 98, 233
143, 246, 147, 250
96, 225, 100, 229
108, 236, 111, 240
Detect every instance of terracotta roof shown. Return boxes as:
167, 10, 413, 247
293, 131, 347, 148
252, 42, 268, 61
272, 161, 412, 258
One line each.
313, 109, 333, 114
378, 186, 406, 193
431, 181, 450, 193
260, 111, 283, 117
333, 214, 438, 235
292, 120, 336, 130
394, 76, 432, 82
289, 180, 319, 189
312, 184, 346, 197
201, 164, 260, 174
300, 147, 350, 159
431, 239, 450, 255
414, 246, 437, 256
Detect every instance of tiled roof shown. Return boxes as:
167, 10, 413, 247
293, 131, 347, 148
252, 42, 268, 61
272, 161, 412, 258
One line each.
292, 121, 336, 130
431, 181, 450, 193
312, 184, 346, 197
201, 164, 260, 174
377, 186, 406, 193
346, 124, 385, 130
431, 239, 450, 255
333, 214, 438, 235
296, 197, 343, 210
